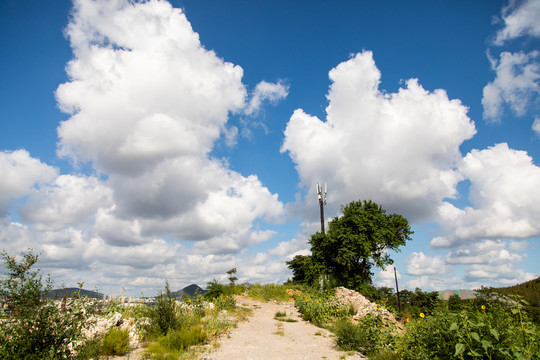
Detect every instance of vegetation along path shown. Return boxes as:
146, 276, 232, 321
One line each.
203, 297, 365, 360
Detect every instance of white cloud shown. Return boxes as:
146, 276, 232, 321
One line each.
268, 236, 310, 260
282, 51, 476, 223
0, 0, 291, 295
56, 0, 246, 173
445, 240, 525, 265
244, 80, 289, 117
19, 175, 113, 231
483, 0, 540, 125
435, 143, 540, 247
374, 265, 400, 289
405, 252, 450, 276
533, 117, 540, 136
466, 263, 536, 285
0, 150, 58, 217
494, 0, 540, 45
482, 51, 540, 121
53, 0, 285, 251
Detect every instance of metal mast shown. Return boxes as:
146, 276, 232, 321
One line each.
316, 182, 327, 234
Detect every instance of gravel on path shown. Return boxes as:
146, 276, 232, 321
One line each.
202, 298, 365, 360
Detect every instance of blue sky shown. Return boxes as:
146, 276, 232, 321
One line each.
1, 0, 539, 296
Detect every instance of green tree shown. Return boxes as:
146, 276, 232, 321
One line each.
153, 280, 178, 335
0, 249, 91, 359
286, 254, 323, 286
226, 268, 238, 285
310, 200, 412, 288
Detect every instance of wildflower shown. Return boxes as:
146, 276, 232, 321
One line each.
419, 313, 425, 318
406, 318, 410, 323
481, 305, 486, 310
376, 305, 380, 310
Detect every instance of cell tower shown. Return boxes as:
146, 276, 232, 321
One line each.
316, 182, 327, 234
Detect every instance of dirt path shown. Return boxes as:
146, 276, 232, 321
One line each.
202, 298, 365, 360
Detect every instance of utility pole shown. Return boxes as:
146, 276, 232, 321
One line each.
316, 182, 327, 234
394, 266, 401, 312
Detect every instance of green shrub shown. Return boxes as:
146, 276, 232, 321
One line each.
213, 294, 236, 311
395, 299, 540, 359
248, 283, 290, 302
152, 281, 179, 335
160, 326, 207, 351
294, 290, 353, 327
204, 279, 229, 300
334, 313, 397, 356
0, 250, 92, 359
334, 319, 365, 351
102, 327, 130, 356
74, 334, 104, 360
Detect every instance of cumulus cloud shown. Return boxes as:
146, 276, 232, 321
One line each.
434, 143, 540, 247
405, 252, 451, 276
482, 51, 540, 121
374, 265, 399, 289
19, 175, 113, 231
0, 0, 291, 295
56, 0, 245, 173
533, 117, 540, 136
282, 51, 476, 223
0, 150, 58, 217
494, 0, 540, 45
244, 80, 289, 117
53, 0, 284, 251
445, 240, 525, 265
483, 0, 540, 124
268, 236, 310, 260
466, 263, 536, 285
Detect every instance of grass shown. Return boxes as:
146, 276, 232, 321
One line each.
247, 283, 291, 302
273, 322, 285, 336
274, 310, 298, 322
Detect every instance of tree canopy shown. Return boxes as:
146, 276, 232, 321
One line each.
288, 200, 413, 289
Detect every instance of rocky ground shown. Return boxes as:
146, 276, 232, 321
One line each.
105, 287, 396, 359
201, 297, 365, 360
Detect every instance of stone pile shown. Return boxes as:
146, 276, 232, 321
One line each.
84, 312, 147, 349
334, 287, 398, 324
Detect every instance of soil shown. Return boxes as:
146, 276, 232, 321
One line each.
201, 297, 365, 360
111, 294, 368, 359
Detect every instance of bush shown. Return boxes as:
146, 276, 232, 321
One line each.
334, 313, 397, 356
334, 319, 365, 351
145, 326, 208, 359
204, 279, 229, 300
160, 326, 207, 351
294, 290, 354, 327
247, 283, 290, 302
0, 250, 92, 359
395, 298, 540, 359
102, 327, 130, 356
152, 281, 179, 336
212, 294, 236, 311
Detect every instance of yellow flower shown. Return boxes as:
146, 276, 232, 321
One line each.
406, 318, 410, 323
419, 313, 425, 318
376, 305, 380, 310
481, 305, 486, 310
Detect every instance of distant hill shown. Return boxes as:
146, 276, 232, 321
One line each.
172, 284, 206, 298
47, 288, 104, 300
489, 277, 540, 306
